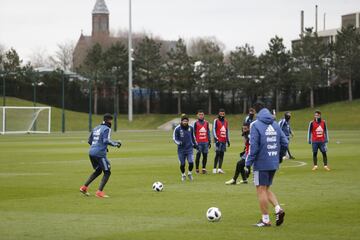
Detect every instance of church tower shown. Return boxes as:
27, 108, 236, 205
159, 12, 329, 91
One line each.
92, 0, 110, 38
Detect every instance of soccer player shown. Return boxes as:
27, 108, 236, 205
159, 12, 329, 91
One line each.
173, 114, 198, 181
278, 112, 295, 159
213, 108, 230, 174
244, 108, 256, 124
193, 109, 211, 174
225, 122, 251, 185
79, 113, 121, 198
307, 110, 330, 171
245, 102, 288, 227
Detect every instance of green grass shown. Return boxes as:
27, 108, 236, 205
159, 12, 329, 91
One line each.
3, 97, 360, 131
0, 130, 359, 239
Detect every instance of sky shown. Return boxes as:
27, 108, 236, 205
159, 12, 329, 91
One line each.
0, 0, 359, 62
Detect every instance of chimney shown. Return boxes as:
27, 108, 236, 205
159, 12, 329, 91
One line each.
315, 5, 318, 33
301, 10, 304, 36
323, 13, 326, 30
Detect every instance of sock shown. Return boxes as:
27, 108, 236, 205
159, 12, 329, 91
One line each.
84, 168, 102, 187
98, 170, 111, 191
233, 160, 242, 181
188, 162, 194, 172
218, 152, 224, 169
262, 214, 270, 223
275, 205, 282, 213
238, 159, 247, 181
202, 153, 208, 168
180, 164, 185, 174
313, 152, 318, 166
195, 152, 201, 170
287, 148, 293, 158
214, 152, 220, 168
322, 152, 328, 166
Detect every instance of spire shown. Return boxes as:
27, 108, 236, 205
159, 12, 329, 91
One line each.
92, 0, 109, 14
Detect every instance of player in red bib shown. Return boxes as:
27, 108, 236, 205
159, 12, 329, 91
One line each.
225, 122, 251, 184
307, 110, 330, 171
193, 109, 211, 174
213, 108, 230, 174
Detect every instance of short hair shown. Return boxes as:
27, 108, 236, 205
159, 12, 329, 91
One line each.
218, 108, 225, 113
253, 101, 265, 112
197, 109, 204, 114
103, 113, 113, 121
243, 122, 250, 127
314, 110, 321, 115
249, 108, 255, 113
284, 111, 291, 116
181, 114, 189, 121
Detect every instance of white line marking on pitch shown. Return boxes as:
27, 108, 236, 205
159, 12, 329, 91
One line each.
281, 160, 307, 168
0, 173, 52, 177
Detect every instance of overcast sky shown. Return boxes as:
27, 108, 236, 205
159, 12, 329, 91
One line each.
0, 0, 359, 62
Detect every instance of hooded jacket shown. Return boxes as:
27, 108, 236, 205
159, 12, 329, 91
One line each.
245, 108, 288, 171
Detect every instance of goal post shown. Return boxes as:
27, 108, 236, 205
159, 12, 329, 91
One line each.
0, 106, 51, 134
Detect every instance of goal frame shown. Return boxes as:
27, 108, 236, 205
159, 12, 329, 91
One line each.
0, 106, 51, 134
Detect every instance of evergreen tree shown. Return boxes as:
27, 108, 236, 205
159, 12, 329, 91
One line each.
334, 25, 360, 101
264, 36, 292, 111
166, 38, 194, 114
134, 36, 163, 114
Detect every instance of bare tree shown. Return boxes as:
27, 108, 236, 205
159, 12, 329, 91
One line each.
28, 47, 50, 68
49, 41, 75, 71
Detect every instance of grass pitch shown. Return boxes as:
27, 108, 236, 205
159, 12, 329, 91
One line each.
4, 97, 360, 131
0, 130, 359, 240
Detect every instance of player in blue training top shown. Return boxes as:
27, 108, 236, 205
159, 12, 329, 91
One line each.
80, 113, 121, 198
278, 111, 295, 159
173, 114, 198, 181
245, 102, 288, 227
244, 107, 256, 125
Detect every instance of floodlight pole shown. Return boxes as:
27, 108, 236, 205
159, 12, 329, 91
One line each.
61, 72, 65, 133
2, 72, 5, 106
112, 67, 118, 132
88, 77, 92, 132
33, 72, 37, 107
128, 0, 133, 122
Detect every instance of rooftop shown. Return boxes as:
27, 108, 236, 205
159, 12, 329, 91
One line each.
92, 0, 109, 14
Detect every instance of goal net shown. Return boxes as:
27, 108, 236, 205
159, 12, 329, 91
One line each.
0, 106, 51, 134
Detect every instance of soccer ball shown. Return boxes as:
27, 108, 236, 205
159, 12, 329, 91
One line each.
206, 207, 222, 222
152, 182, 164, 192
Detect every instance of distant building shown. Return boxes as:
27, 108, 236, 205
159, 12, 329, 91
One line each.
292, 11, 360, 48
73, 0, 176, 70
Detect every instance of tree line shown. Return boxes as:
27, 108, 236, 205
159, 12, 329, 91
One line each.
1, 25, 359, 114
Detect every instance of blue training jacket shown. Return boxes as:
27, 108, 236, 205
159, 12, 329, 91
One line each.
278, 118, 292, 137
245, 109, 288, 171
173, 124, 197, 153
88, 123, 118, 157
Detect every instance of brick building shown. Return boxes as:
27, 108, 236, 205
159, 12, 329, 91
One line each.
73, 0, 175, 70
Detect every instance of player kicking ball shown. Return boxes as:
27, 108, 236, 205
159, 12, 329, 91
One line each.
193, 109, 211, 174
173, 114, 198, 181
225, 122, 251, 185
307, 110, 330, 171
79, 113, 121, 198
